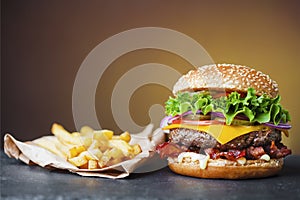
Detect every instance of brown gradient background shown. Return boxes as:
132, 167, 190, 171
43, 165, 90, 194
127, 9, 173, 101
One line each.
1, 1, 300, 154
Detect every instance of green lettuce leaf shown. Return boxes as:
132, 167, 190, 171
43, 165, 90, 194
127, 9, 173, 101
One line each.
164, 88, 291, 125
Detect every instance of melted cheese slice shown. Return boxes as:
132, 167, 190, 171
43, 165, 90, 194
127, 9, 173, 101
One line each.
163, 124, 267, 144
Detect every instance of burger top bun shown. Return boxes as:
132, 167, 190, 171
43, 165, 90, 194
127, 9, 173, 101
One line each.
173, 64, 279, 98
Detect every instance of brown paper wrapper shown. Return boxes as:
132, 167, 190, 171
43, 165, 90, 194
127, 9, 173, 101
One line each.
3, 125, 165, 179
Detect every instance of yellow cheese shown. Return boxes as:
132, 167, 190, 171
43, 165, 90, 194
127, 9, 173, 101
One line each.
163, 124, 267, 144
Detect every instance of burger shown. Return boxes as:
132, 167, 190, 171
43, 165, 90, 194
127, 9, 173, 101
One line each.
157, 63, 292, 179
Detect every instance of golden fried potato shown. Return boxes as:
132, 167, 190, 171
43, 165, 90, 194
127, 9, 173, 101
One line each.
68, 153, 88, 167
108, 139, 133, 157
51, 123, 81, 146
80, 126, 94, 135
88, 160, 98, 169
45, 123, 142, 169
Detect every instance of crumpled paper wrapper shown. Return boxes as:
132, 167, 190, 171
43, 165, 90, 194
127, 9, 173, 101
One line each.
4, 124, 165, 179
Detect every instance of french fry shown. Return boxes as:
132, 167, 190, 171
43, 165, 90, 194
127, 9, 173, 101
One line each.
79, 126, 94, 146
87, 141, 102, 160
45, 123, 142, 169
54, 142, 70, 158
111, 136, 121, 140
132, 144, 142, 155
106, 149, 125, 165
54, 141, 71, 158
68, 151, 96, 167
98, 150, 111, 168
93, 131, 111, 151
83, 151, 97, 160
102, 130, 114, 139
71, 132, 81, 137
109, 139, 133, 157
80, 136, 93, 148
88, 140, 100, 149
68, 146, 79, 158
68, 153, 88, 167
51, 123, 81, 146
107, 148, 124, 159
112, 131, 131, 142
69, 145, 86, 158
120, 131, 131, 142
87, 148, 103, 160
93, 130, 113, 141
88, 160, 98, 169
80, 126, 94, 135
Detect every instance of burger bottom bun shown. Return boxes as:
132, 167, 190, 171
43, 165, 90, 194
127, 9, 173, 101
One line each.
168, 158, 283, 179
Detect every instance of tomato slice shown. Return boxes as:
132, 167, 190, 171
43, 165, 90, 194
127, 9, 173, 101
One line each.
172, 119, 225, 126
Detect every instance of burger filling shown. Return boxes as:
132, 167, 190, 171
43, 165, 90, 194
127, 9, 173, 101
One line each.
157, 88, 292, 162
160, 128, 291, 160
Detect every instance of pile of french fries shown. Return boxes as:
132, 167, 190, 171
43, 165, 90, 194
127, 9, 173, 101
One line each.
34, 123, 142, 169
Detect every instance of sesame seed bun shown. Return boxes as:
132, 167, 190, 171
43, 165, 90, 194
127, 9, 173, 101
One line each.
173, 64, 279, 98
168, 157, 283, 179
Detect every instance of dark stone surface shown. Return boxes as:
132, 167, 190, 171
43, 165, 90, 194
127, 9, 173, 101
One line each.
1, 151, 300, 200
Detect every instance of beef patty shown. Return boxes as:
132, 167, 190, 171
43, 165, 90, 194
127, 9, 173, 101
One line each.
169, 128, 282, 151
